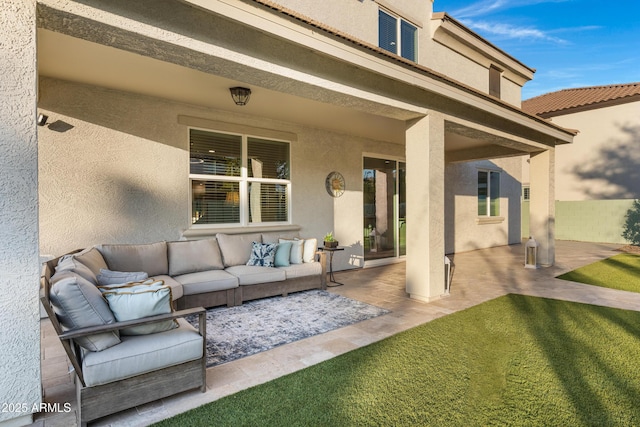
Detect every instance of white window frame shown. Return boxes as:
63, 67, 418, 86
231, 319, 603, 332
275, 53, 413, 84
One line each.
378, 8, 418, 62
476, 169, 503, 224
189, 127, 292, 228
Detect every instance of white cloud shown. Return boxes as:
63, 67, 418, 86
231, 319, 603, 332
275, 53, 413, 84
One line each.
463, 20, 568, 44
450, 0, 572, 19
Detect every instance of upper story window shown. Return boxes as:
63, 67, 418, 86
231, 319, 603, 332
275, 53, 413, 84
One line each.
189, 129, 290, 226
378, 9, 417, 61
478, 170, 500, 217
489, 65, 502, 98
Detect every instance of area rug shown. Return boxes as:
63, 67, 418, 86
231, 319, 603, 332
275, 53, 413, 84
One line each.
187, 290, 390, 367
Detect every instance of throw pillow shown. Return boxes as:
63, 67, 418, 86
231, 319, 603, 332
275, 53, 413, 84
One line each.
279, 238, 304, 264
55, 255, 98, 284
301, 238, 318, 263
274, 241, 292, 267
100, 279, 177, 336
246, 242, 278, 267
96, 269, 149, 286
49, 272, 121, 352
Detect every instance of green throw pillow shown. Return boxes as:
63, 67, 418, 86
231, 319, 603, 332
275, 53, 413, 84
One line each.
275, 241, 292, 267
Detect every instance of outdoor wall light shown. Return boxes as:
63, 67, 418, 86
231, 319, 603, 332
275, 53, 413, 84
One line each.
37, 113, 49, 126
229, 87, 251, 106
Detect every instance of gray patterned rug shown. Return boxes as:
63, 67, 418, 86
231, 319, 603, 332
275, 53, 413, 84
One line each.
188, 290, 390, 367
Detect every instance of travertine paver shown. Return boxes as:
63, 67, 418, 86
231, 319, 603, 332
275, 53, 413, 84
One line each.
33, 241, 639, 426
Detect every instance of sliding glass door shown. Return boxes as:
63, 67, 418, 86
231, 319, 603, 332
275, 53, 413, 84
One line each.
363, 157, 406, 262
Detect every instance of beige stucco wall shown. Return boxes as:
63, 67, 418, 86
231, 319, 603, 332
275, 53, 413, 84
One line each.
38, 77, 404, 271
444, 156, 523, 253
266, 0, 431, 48
550, 101, 640, 201
265, 0, 527, 104
0, 0, 42, 425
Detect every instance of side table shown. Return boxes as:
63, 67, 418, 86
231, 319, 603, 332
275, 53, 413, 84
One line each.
319, 247, 344, 287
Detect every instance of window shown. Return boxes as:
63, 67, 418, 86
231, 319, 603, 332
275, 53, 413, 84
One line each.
478, 170, 500, 216
379, 10, 417, 61
489, 65, 502, 98
189, 129, 290, 226
522, 185, 530, 201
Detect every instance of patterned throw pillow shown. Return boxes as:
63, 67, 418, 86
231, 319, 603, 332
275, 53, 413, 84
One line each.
246, 242, 278, 267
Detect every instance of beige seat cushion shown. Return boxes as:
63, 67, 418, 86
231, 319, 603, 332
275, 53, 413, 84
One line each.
225, 265, 286, 285
278, 262, 322, 279
153, 275, 184, 300
82, 318, 202, 387
174, 270, 238, 295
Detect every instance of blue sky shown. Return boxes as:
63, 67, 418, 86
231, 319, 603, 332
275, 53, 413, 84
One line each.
433, 0, 640, 99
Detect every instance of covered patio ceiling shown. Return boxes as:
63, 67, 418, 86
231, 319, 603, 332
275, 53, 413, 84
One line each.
36, 0, 572, 159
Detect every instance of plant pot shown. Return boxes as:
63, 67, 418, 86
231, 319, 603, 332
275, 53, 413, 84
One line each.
324, 241, 338, 248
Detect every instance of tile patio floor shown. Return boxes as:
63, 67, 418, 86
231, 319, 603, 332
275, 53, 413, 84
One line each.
32, 241, 640, 426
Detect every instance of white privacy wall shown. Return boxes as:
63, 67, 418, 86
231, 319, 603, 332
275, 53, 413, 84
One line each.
0, 0, 42, 425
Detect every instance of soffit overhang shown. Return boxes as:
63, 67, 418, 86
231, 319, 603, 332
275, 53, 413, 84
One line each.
36, 0, 574, 149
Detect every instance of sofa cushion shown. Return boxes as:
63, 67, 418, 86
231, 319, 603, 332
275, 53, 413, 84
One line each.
154, 275, 184, 301
225, 265, 286, 285
99, 242, 168, 276
246, 242, 277, 267
216, 233, 262, 267
96, 269, 149, 286
279, 239, 304, 264
49, 272, 120, 352
100, 279, 177, 336
168, 239, 224, 276
278, 262, 322, 279
81, 318, 203, 387
302, 238, 318, 263
174, 270, 238, 295
55, 255, 98, 284
274, 241, 292, 267
73, 247, 109, 277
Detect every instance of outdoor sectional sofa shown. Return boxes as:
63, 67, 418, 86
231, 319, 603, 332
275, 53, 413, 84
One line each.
40, 231, 327, 425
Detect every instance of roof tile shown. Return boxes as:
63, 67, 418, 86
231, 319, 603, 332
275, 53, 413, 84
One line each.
522, 82, 640, 117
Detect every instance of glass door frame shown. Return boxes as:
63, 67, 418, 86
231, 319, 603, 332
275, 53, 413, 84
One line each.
362, 153, 406, 268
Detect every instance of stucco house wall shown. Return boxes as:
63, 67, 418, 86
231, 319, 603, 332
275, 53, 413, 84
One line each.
552, 101, 639, 201
445, 156, 523, 253
0, 1, 42, 425
38, 77, 406, 271
265, 0, 430, 48
522, 99, 639, 244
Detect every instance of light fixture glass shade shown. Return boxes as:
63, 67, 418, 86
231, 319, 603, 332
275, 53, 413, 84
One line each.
229, 87, 251, 106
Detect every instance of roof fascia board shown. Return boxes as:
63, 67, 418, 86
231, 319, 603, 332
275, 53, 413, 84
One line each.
432, 12, 534, 80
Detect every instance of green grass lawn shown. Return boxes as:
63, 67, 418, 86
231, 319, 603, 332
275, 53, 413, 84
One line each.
154, 295, 640, 426
557, 253, 640, 293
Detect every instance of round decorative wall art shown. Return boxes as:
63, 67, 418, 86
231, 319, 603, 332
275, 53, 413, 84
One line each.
325, 171, 345, 197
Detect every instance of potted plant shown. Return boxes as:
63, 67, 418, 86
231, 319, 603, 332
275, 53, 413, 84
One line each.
324, 231, 338, 248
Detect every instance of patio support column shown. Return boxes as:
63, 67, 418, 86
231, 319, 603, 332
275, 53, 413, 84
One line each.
529, 149, 555, 266
0, 1, 41, 425
405, 113, 445, 301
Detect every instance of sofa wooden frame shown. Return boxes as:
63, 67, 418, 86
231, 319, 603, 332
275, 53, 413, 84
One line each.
40, 253, 207, 426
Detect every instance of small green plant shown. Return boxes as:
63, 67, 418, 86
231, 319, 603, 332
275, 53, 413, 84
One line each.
622, 199, 640, 246
323, 231, 335, 242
